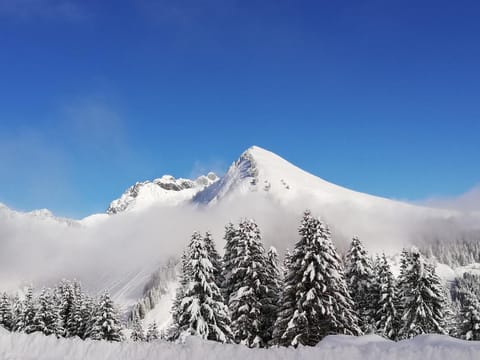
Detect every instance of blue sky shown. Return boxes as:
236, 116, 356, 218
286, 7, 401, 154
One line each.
0, 0, 479, 218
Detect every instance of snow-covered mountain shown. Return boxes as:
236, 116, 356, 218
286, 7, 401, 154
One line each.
1, 145, 479, 331
107, 173, 219, 214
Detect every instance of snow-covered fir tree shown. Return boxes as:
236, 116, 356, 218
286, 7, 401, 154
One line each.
0, 292, 13, 331
31, 288, 63, 337
263, 246, 282, 345
458, 290, 480, 340
204, 231, 224, 291
274, 210, 361, 347
23, 286, 37, 334
398, 249, 446, 339
12, 294, 24, 332
227, 219, 276, 347
65, 281, 87, 338
345, 236, 376, 333
88, 291, 123, 342
282, 248, 293, 279
174, 232, 232, 343
146, 321, 160, 342
55, 280, 76, 337
375, 254, 399, 340
130, 317, 145, 342
168, 248, 192, 340
222, 222, 239, 302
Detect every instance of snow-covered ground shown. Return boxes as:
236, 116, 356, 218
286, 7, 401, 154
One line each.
1, 328, 480, 360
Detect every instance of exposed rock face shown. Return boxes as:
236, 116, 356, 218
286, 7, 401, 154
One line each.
107, 172, 219, 214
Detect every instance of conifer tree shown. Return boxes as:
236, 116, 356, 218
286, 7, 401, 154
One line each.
227, 219, 274, 347
168, 248, 191, 340
345, 236, 376, 332
458, 290, 480, 340
130, 317, 145, 341
375, 254, 399, 340
146, 321, 160, 341
0, 292, 13, 331
204, 231, 224, 291
275, 211, 361, 347
398, 249, 446, 339
23, 286, 37, 334
174, 232, 232, 343
31, 288, 63, 337
88, 291, 123, 342
222, 222, 238, 301
55, 280, 75, 337
262, 246, 282, 345
12, 294, 24, 332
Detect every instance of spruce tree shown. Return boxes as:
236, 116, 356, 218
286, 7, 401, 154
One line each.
23, 286, 37, 334
0, 292, 13, 331
398, 249, 446, 339
169, 248, 191, 340
275, 211, 361, 347
65, 280, 86, 338
55, 280, 76, 337
204, 231, 224, 291
130, 317, 145, 341
175, 232, 232, 343
222, 222, 238, 301
375, 254, 399, 340
345, 236, 376, 333
146, 321, 160, 341
88, 291, 123, 342
31, 288, 63, 337
458, 290, 480, 340
262, 246, 282, 345
228, 219, 274, 347
12, 294, 24, 332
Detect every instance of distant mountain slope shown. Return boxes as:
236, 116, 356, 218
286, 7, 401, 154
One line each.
107, 173, 219, 214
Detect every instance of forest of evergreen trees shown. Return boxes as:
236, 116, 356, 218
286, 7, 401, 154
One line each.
1, 210, 480, 347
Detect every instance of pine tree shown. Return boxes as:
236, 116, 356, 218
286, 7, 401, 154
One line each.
262, 246, 282, 345
174, 232, 232, 343
66, 281, 84, 338
227, 219, 274, 347
88, 291, 123, 342
458, 290, 480, 340
275, 211, 361, 347
23, 286, 37, 334
55, 280, 76, 337
12, 294, 24, 332
169, 248, 191, 340
146, 321, 160, 341
398, 249, 446, 339
222, 222, 238, 302
282, 248, 293, 279
375, 254, 399, 340
31, 288, 63, 337
130, 317, 145, 341
345, 236, 376, 333
0, 292, 13, 331
204, 231, 224, 291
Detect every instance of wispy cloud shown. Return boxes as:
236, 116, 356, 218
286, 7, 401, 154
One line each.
420, 185, 480, 213
0, 0, 88, 22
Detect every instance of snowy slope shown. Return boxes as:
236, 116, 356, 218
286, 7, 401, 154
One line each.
195, 146, 455, 215
107, 173, 218, 214
1, 145, 479, 329
2, 329, 480, 360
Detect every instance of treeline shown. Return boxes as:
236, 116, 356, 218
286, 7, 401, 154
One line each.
1, 210, 480, 347
160, 210, 480, 347
0, 280, 123, 341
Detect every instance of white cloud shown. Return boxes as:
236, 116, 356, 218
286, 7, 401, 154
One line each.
420, 185, 480, 213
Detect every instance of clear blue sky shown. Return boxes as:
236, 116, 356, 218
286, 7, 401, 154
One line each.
0, 0, 479, 218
